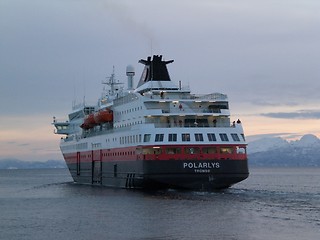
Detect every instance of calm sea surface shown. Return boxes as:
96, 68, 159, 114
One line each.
0, 168, 319, 240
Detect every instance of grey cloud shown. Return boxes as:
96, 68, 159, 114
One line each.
251, 99, 298, 107
18, 143, 30, 147
261, 110, 320, 119
4, 141, 29, 147
247, 132, 291, 142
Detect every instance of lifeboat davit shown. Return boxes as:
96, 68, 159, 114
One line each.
80, 114, 97, 129
94, 109, 113, 124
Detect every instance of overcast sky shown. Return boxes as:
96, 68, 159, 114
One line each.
1, 0, 320, 161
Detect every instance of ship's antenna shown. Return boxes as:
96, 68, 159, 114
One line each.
72, 76, 77, 109
111, 66, 115, 94
73, 82, 75, 108
102, 66, 123, 96
82, 67, 87, 107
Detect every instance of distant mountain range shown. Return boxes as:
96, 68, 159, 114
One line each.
0, 159, 66, 169
1, 134, 319, 169
248, 134, 320, 167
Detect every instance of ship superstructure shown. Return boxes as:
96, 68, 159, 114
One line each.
53, 55, 249, 190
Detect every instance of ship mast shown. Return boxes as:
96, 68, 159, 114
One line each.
102, 66, 123, 96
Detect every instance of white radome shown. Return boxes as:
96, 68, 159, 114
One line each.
126, 65, 135, 76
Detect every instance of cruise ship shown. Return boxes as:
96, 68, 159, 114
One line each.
53, 55, 249, 190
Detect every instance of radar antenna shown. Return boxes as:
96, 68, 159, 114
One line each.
102, 66, 123, 96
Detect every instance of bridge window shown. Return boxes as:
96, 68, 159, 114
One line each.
182, 133, 190, 142
207, 133, 216, 141
155, 134, 164, 142
195, 133, 204, 142
168, 133, 177, 142
143, 134, 151, 142
231, 133, 240, 141
219, 133, 229, 142
241, 134, 246, 141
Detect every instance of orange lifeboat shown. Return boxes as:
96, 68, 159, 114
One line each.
80, 114, 97, 129
80, 122, 91, 130
94, 109, 113, 124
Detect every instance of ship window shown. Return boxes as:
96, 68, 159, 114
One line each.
166, 147, 181, 154
168, 133, 177, 142
153, 148, 162, 154
236, 147, 246, 154
195, 133, 204, 142
143, 148, 153, 154
155, 134, 164, 142
184, 119, 197, 127
182, 133, 190, 142
143, 134, 151, 142
220, 147, 233, 154
202, 147, 217, 154
207, 133, 217, 141
143, 147, 162, 154
136, 148, 142, 154
231, 133, 240, 141
185, 147, 200, 154
241, 134, 246, 141
219, 133, 229, 142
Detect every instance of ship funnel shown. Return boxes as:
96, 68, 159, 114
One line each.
126, 65, 135, 90
136, 55, 174, 88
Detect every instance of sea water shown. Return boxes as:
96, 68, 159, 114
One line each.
0, 168, 319, 240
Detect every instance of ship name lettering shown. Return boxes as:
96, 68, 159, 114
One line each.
183, 162, 220, 169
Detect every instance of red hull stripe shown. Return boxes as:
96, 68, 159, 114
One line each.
63, 144, 247, 164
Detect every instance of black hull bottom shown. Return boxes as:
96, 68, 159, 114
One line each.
66, 159, 249, 191
142, 173, 249, 190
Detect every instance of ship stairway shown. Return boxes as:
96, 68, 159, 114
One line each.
92, 160, 102, 185
125, 173, 135, 188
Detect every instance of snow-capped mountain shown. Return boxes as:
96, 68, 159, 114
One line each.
291, 134, 320, 148
247, 134, 320, 167
247, 137, 289, 154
